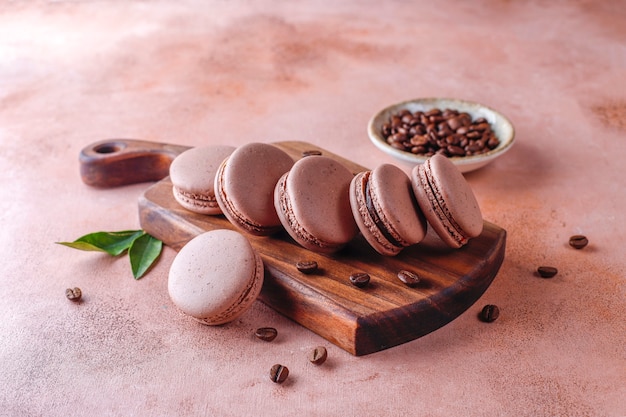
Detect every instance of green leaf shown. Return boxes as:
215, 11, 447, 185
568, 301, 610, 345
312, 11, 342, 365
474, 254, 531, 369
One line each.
56, 230, 145, 256
128, 233, 163, 279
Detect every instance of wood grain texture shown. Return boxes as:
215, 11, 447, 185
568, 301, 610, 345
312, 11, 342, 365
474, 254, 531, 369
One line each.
138, 141, 506, 356
80, 139, 190, 187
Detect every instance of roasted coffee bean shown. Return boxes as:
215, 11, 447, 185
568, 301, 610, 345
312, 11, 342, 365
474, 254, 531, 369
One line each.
447, 117, 463, 131
397, 270, 420, 287
537, 266, 558, 278
269, 364, 289, 383
296, 260, 318, 274
388, 132, 406, 144
65, 287, 82, 302
255, 327, 278, 342
466, 142, 484, 153
349, 272, 370, 288
487, 136, 500, 149
569, 235, 588, 250
479, 304, 500, 322
447, 145, 466, 156
410, 135, 428, 146
308, 346, 328, 366
380, 107, 499, 157
301, 150, 322, 157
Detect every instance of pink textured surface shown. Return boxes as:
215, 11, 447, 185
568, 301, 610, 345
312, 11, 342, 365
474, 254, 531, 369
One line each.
0, 1, 624, 416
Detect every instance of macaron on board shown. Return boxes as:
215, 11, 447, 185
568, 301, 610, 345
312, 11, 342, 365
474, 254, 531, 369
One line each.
80, 139, 506, 356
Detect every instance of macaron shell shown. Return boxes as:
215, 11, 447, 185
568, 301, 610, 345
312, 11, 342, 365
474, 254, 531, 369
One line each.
350, 164, 426, 256
167, 229, 264, 325
412, 154, 483, 248
350, 171, 397, 255
275, 156, 357, 253
215, 143, 294, 235
368, 164, 427, 245
169, 145, 236, 215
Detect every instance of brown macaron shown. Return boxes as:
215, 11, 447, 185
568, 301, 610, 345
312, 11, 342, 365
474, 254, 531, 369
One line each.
168, 229, 264, 325
169, 145, 236, 215
215, 143, 294, 236
350, 164, 427, 256
274, 155, 358, 254
411, 154, 483, 248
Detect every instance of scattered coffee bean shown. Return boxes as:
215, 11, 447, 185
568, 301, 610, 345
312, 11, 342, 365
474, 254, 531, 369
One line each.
255, 327, 278, 342
269, 364, 289, 384
349, 272, 370, 288
302, 150, 322, 157
537, 266, 558, 278
479, 304, 500, 323
308, 346, 328, 366
397, 270, 420, 287
296, 260, 318, 274
569, 235, 588, 250
380, 108, 500, 157
65, 287, 82, 302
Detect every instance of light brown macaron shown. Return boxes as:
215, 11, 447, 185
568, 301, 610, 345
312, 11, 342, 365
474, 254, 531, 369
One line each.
215, 143, 294, 236
350, 164, 427, 256
411, 154, 483, 248
274, 155, 358, 254
168, 229, 264, 325
169, 145, 236, 215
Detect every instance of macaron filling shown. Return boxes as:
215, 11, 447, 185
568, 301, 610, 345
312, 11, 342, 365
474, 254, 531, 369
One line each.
358, 172, 407, 251
420, 160, 470, 246
275, 174, 341, 252
173, 187, 220, 211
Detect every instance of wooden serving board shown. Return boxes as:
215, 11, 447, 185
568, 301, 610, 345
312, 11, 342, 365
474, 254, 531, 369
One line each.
127, 141, 506, 356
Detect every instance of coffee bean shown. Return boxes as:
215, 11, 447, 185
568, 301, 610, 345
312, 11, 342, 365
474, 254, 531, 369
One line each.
388, 132, 406, 144
269, 364, 289, 383
65, 287, 82, 302
301, 150, 322, 157
410, 135, 428, 146
569, 235, 588, 250
308, 346, 328, 366
349, 272, 370, 288
447, 117, 463, 131
255, 327, 278, 342
380, 108, 499, 157
447, 145, 466, 156
397, 270, 420, 287
296, 260, 318, 274
479, 304, 500, 322
425, 108, 442, 117
487, 136, 500, 149
537, 266, 558, 278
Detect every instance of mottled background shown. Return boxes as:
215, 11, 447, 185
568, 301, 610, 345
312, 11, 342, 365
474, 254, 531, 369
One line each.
0, 1, 624, 416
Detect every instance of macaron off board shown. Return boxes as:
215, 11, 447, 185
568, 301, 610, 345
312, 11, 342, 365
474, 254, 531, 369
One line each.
132, 140, 506, 355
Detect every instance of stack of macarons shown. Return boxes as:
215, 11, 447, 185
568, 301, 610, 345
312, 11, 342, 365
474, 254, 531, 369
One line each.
169, 143, 483, 255
350, 153, 483, 254
169, 142, 360, 253
167, 144, 484, 324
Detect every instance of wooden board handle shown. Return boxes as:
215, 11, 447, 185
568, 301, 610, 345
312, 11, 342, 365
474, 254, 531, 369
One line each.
79, 139, 190, 187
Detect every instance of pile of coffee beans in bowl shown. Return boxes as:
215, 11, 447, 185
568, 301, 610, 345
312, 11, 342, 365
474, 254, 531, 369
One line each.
380, 108, 500, 157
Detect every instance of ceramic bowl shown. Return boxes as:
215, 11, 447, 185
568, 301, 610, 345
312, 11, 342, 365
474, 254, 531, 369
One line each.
367, 98, 515, 173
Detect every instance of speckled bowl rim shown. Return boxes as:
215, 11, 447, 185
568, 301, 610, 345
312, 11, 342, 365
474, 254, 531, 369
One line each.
367, 98, 515, 172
